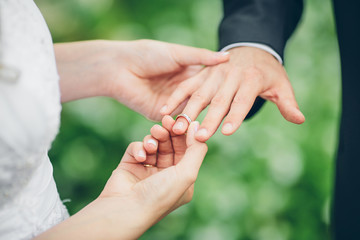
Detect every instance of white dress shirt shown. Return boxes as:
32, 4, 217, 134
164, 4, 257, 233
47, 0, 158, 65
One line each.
221, 42, 283, 64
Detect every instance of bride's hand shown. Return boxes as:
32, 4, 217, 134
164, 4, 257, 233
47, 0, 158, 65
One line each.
98, 116, 207, 239
101, 115, 204, 213
36, 116, 208, 240
55, 40, 229, 121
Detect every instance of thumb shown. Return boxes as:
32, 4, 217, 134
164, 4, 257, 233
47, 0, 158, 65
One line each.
170, 44, 230, 66
186, 121, 200, 147
175, 121, 208, 184
274, 84, 305, 124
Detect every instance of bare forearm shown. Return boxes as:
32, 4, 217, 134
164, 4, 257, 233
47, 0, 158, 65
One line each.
54, 40, 123, 103
35, 198, 153, 240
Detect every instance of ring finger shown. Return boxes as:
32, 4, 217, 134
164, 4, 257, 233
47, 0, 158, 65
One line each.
172, 69, 224, 135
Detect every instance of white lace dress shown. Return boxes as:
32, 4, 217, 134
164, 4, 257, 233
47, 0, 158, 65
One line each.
0, 0, 69, 239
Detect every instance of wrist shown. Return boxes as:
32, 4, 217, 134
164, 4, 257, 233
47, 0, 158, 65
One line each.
55, 40, 125, 102
227, 46, 283, 67
221, 43, 283, 64
35, 196, 154, 240
90, 196, 156, 239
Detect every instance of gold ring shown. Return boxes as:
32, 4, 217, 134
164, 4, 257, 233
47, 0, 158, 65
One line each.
143, 164, 155, 168
176, 113, 192, 125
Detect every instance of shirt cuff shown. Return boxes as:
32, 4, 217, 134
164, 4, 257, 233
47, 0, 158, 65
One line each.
220, 42, 283, 65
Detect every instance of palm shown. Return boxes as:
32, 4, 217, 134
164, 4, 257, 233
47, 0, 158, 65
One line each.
106, 39, 227, 121
119, 125, 187, 181
113, 65, 201, 121
101, 116, 192, 208
99, 118, 207, 234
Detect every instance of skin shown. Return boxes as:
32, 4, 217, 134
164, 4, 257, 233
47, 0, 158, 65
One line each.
161, 47, 305, 141
55, 39, 229, 120
35, 118, 207, 240
34, 40, 223, 239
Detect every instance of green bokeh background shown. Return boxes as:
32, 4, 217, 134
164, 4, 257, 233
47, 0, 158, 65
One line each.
36, 0, 340, 239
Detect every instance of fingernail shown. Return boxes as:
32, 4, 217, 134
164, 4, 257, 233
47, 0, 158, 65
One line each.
173, 121, 184, 130
222, 123, 233, 134
196, 128, 208, 137
193, 121, 199, 132
217, 51, 229, 56
147, 139, 157, 147
138, 150, 146, 158
160, 105, 167, 114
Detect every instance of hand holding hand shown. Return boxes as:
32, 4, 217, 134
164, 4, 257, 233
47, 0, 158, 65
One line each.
36, 116, 208, 240
55, 40, 229, 121
101, 115, 207, 216
97, 116, 208, 239
161, 47, 305, 141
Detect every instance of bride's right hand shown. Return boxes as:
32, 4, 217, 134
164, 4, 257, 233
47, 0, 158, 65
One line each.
35, 116, 208, 240
55, 40, 229, 121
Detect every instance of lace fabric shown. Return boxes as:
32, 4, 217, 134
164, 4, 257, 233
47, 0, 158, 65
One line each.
0, 0, 69, 238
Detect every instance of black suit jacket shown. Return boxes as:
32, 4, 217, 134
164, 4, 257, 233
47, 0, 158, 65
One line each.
219, 0, 360, 239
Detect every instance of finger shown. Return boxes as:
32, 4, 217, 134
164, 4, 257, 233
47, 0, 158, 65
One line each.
140, 122, 205, 199
150, 124, 174, 168
170, 44, 230, 66
167, 100, 188, 119
161, 115, 176, 133
172, 70, 223, 135
122, 142, 147, 164
186, 121, 200, 147
142, 135, 158, 167
162, 115, 187, 164
136, 123, 206, 211
143, 135, 158, 155
272, 83, 305, 124
160, 71, 207, 116
218, 81, 260, 136
195, 78, 239, 142
176, 122, 207, 185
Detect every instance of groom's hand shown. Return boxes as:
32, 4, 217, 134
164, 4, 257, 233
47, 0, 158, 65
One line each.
161, 47, 305, 142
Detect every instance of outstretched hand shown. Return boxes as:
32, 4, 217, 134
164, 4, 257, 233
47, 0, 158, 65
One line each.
161, 47, 305, 142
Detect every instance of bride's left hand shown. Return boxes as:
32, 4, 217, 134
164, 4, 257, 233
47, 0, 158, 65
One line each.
101, 115, 201, 214
55, 40, 229, 121
35, 116, 208, 240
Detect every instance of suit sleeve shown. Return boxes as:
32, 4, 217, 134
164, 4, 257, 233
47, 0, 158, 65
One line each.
219, 0, 304, 119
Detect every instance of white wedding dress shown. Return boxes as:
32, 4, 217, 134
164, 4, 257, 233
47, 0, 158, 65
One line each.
0, 0, 69, 239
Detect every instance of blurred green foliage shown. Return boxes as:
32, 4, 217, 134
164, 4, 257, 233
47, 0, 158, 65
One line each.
36, 0, 340, 239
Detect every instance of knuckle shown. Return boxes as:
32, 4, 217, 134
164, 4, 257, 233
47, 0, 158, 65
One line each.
233, 94, 247, 105
111, 168, 119, 176
184, 192, 194, 204
243, 66, 262, 78
183, 170, 197, 185
201, 144, 208, 153
264, 89, 280, 103
190, 143, 208, 155
213, 65, 227, 75
187, 174, 197, 185
211, 94, 227, 106
191, 91, 208, 106
177, 82, 190, 93
128, 142, 137, 149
